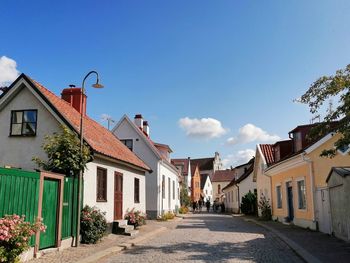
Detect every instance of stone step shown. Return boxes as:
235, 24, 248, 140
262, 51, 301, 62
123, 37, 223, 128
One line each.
124, 229, 139, 237
112, 221, 137, 235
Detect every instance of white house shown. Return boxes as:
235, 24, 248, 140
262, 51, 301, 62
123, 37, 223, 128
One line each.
200, 174, 213, 203
0, 74, 150, 226
112, 114, 180, 218
224, 158, 255, 213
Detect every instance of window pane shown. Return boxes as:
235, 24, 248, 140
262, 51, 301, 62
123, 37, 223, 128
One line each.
298, 181, 306, 209
12, 111, 23, 123
11, 124, 22, 135
23, 110, 37, 122
22, 122, 36, 135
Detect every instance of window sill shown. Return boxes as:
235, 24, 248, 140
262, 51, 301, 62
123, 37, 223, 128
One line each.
9, 134, 36, 137
96, 200, 107, 203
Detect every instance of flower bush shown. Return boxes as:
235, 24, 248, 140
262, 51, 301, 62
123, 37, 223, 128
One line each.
124, 209, 147, 227
0, 214, 46, 263
80, 206, 107, 244
179, 206, 189, 214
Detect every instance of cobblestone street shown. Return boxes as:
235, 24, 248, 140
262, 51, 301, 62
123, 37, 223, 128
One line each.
101, 213, 303, 263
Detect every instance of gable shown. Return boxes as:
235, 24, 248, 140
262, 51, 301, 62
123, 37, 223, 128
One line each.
0, 82, 62, 170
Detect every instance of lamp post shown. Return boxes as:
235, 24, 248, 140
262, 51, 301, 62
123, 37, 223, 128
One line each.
76, 71, 104, 247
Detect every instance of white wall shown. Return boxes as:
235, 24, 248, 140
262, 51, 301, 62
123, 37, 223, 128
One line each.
159, 161, 180, 213
202, 177, 213, 203
255, 152, 272, 216
239, 172, 256, 200
224, 185, 239, 213
84, 157, 146, 223
113, 117, 180, 218
0, 85, 61, 170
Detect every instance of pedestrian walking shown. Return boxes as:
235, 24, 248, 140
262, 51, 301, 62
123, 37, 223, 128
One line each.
206, 200, 210, 212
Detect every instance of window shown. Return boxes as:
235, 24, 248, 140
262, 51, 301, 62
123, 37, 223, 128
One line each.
297, 180, 306, 209
338, 144, 350, 155
120, 139, 133, 151
134, 178, 140, 203
162, 175, 165, 199
10, 110, 37, 136
218, 184, 221, 194
276, 185, 282, 208
172, 180, 175, 200
97, 167, 107, 202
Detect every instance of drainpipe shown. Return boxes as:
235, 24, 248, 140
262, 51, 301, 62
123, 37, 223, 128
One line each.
302, 154, 316, 222
236, 184, 240, 214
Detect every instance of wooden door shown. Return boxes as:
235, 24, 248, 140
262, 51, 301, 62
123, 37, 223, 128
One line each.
40, 179, 59, 249
114, 172, 123, 220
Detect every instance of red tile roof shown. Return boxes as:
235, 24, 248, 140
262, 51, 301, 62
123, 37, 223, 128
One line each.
212, 169, 235, 182
259, 144, 275, 166
26, 75, 150, 171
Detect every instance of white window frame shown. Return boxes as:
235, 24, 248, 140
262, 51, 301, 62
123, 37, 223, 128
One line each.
296, 177, 307, 211
276, 184, 282, 209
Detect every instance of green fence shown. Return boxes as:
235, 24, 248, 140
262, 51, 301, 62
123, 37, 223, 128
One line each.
0, 168, 40, 245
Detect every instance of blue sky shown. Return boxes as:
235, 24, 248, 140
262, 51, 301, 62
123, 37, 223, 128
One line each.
1, 0, 350, 167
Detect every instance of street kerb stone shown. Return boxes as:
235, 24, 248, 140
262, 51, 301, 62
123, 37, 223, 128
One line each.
244, 218, 321, 263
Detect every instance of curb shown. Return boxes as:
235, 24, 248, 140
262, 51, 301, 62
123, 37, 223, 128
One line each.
75, 226, 167, 263
244, 218, 322, 263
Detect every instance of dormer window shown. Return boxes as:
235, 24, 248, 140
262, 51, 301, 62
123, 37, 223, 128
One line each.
10, 110, 37, 136
338, 144, 350, 155
120, 139, 133, 151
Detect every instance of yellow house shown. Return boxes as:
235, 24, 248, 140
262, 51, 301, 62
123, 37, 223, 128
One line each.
265, 127, 350, 232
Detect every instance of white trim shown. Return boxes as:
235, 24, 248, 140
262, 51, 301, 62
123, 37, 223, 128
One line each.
304, 133, 335, 154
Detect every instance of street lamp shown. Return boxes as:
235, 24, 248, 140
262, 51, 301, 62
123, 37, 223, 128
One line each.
76, 71, 104, 247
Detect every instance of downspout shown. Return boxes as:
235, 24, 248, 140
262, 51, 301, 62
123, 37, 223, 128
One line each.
159, 160, 163, 216
236, 184, 240, 214
302, 153, 316, 222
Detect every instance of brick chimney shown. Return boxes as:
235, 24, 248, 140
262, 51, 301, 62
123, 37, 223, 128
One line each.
143, 121, 150, 137
134, 114, 143, 131
61, 86, 87, 115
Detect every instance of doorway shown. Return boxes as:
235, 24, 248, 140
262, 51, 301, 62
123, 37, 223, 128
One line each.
287, 182, 294, 222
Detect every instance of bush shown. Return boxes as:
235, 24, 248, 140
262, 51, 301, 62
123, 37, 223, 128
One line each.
258, 194, 272, 221
180, 187, 191, 207
0, 214, 46, 263
240, 191, 257, 215
80, 206, 107, 244
164, 211, 175, 220
124, 209, 147, 227
179, 206, 189, 214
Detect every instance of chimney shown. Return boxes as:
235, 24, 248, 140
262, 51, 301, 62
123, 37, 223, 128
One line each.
143, 121, 150, 137
134, 114, 143, 131
61, 85, 87, 115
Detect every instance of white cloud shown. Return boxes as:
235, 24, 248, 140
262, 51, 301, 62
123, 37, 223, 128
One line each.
0, 56, 19, 86
178, 117, 228, 139
227, 123, 280, 145
222, 149, 256, 169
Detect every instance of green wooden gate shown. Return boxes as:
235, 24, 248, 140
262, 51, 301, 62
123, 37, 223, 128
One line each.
0, 168, 40, 246
61, 177, 79, 239
39, 179, 59, 249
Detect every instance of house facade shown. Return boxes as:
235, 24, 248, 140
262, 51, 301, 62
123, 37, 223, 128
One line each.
191, 152, 223, 181
0, 74, 150, 229
200, 174, 213, 203
172, 158, 192, 197
112, 114, 180, 218
224, 159, 255, 213
265, 124, 350, 231
190, 164, 201, 202
253, 144, 275, 216
211, 169, 236, 202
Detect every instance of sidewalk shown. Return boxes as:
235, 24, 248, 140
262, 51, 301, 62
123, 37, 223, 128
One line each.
243, 216, 350, 263
28, 218, 182, 263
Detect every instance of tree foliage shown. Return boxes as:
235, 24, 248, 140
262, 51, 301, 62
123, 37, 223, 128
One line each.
180, 186, 191, 207
240, 191, 257, 215
32, 125, 92, 176
300, 64, 350, 157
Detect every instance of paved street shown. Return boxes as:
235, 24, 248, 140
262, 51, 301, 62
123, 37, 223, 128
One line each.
101, 213, 302, 263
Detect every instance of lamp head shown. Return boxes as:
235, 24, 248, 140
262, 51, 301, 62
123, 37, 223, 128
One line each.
92, 82, 104, 89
